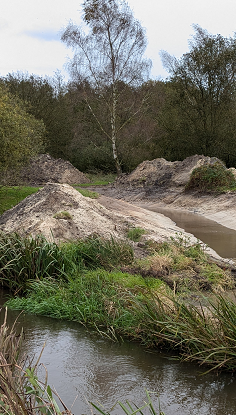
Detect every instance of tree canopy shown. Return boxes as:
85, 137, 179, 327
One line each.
160, 26, 236, 165
61, 0, 151, 174
0, 84, 45, 182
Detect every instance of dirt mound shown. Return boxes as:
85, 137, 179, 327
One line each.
20, 154, 89, 185
116, 155, 223, 189
0, 183, 127, 242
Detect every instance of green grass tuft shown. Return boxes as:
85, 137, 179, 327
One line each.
127, 227, 146, 242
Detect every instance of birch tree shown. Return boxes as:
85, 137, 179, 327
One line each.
61, 0, 151, 175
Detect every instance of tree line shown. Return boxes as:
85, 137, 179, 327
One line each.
2, 0, 236, 178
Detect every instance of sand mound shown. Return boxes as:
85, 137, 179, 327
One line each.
116, 155, 223, 189
0, 183, 128, 243
19, 154, 89, 185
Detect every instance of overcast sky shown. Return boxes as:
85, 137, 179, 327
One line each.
1, 0, 236, 81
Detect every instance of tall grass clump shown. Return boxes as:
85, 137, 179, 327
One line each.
131, 291, 236, 371
131, 234, 234, 293
62, 236, 133, 271
185, 162, 236, 192
0, 233, 134, 293
0, 232, 68, 293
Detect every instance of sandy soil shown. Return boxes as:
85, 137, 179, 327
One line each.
94, 184, 236, 231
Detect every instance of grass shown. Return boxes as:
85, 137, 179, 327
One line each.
0, 233, 134, 294
53, 211, 73, 220
0, 186, 39, 214
77, 172, 117, 187
0, 224, 236, 372
124, 234, 235, 293
76, 188, 99, 198
185, 162, 236, 192
5, 271, 236, 372
0, 232, 68, 294
127, 227, 146, 242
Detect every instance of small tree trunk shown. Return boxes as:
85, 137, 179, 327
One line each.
111, 83, 122, 176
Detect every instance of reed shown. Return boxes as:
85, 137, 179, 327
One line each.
0, 232, 67, 293
0, 233, 134, 293
130, 292, 236, 371
0, 308, 72, 414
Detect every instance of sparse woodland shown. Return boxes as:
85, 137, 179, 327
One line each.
1, 3, 236, 177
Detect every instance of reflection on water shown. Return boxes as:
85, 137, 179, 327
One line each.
142, 205, 236, 258
1, 290, 236, 415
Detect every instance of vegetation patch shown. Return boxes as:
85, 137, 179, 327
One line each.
76, 188, 99, 198
1, 230, 236, 372
78, 172, 116, 186
127, 227, 146, 242
0, 186, 39, 215
185, 162, 236, 192
53, 210, 73, 220
123, 235, 235, 293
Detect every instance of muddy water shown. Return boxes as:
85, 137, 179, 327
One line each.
1, 291, 236, 415
142, 205, 236, 258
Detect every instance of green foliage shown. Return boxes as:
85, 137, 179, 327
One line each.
6, 268, 236, 372
127, 227, 146, 242
83, 172, 117, 185
0, 84, 45, 182
0, 232, 134, 293
0, 186, 39, 214
160, 26, 236, 165
62, 236, 134, 271
3, 72, 74, 161
0, 233, 68, 293
76, 188, 99, 198
90, 389, 165, 415
136, 233, 234, 292
185, 162, 236, 192
53, 210, 73, 220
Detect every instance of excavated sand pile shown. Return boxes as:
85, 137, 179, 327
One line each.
20, 154, 89, 185
0, 183, 191, 245
116, 155, 223, 189
0, 183, 127, 242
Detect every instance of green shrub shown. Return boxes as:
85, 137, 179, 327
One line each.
185, 162, 236, 192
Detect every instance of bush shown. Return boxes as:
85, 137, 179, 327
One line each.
185, 162, 236, 192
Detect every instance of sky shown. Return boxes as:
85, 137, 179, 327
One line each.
1, 0, 236, 81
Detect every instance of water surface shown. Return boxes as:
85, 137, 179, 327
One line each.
142, 205, 236, 258
1, 291, 236, 415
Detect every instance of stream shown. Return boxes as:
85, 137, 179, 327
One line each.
140, 205, 236, 259
2, 207, 236, 414
1, 289, 236, 415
